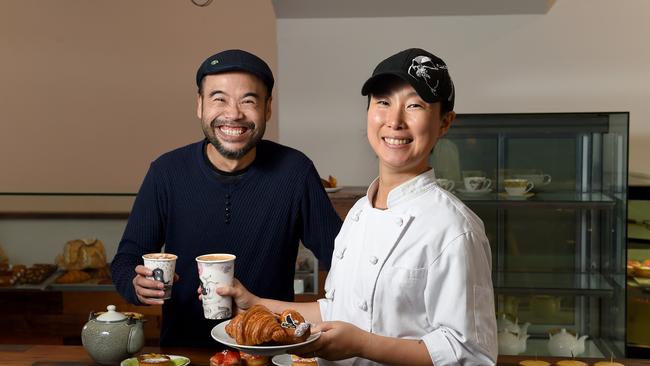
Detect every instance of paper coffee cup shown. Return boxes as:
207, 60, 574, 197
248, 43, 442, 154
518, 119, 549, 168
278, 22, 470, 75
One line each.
142, 253, 178, 300
196, 253, 236, 319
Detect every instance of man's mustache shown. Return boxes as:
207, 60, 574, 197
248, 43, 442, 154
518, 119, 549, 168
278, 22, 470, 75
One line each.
211, 119, 255, 130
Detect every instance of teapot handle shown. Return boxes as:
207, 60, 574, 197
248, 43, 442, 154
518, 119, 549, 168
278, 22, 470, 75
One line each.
127, 322, 145, 354
88, 311, 97, 321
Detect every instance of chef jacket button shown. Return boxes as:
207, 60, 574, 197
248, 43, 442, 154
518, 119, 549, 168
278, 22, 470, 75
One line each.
369, 256, 378, 265
358, 301, 368, 311
335, 248, 346, 259
395, 217, 403, 226
351, 212, 360, 222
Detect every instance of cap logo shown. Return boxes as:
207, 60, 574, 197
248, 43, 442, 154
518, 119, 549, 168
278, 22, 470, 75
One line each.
210, 59, 219, 65
407, 55, 447, 97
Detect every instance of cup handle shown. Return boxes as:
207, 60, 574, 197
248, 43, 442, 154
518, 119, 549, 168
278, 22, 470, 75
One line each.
484, 179, 492, 191
543, 175, 552, 184
525, 182, 534, 193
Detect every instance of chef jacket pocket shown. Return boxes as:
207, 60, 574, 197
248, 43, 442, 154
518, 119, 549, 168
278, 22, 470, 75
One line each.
388, 266, 428, 288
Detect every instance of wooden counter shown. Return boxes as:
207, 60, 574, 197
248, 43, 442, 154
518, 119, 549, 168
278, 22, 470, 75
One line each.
1, 345, 649, 366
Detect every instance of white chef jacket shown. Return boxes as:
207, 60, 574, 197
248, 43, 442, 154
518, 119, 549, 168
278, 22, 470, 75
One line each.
318, 170, 497, 366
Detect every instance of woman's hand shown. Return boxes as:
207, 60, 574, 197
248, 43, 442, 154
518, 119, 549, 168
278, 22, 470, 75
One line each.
213, 278, 260, 313
292, 321, 371, 361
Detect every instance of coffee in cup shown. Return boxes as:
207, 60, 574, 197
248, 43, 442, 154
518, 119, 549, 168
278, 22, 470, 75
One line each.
196, 253, 236, 319
142, 253, 178, 300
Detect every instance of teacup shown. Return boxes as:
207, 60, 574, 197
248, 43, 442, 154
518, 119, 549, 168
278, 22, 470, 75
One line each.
515, 173, 552, 187
464, 176, 492, 192
504, 179, 534, 196
436, 178, 455, 191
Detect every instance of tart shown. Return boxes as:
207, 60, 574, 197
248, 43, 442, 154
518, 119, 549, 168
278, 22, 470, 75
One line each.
291, 354, 317, 365
137, 353, 172, 366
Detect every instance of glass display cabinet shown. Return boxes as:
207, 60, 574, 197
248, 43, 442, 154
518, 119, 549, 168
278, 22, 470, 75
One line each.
431, 112, 629, 358
627, 175, 650, 358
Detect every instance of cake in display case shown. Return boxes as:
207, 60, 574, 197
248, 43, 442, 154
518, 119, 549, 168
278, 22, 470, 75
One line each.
432, 112, 628, 358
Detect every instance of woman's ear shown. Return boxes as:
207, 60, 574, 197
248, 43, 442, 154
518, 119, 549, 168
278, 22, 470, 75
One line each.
439, 111, 456, 137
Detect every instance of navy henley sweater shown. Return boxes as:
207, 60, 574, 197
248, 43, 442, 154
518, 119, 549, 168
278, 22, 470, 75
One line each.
111, 140, 342, 347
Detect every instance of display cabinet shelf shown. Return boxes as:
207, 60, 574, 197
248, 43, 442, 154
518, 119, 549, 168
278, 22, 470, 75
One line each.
493, 271, 621, 297
460, 192, 618, 209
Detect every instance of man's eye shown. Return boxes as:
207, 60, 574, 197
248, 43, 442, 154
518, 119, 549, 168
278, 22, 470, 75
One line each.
376, 100, 389, 106
407, 103, 423, 109
242, 99, 256, 104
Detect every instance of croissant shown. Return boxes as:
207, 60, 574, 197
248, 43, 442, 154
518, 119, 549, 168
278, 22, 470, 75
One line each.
225, 304, 310, 346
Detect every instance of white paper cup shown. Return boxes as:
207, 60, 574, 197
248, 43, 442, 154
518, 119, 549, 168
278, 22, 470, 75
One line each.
196, 253, 236, 319
142, 253, 178, 300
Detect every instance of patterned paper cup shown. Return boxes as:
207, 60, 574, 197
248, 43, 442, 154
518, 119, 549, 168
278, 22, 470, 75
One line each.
196, 253, 236, 319
142, 253, 178, 300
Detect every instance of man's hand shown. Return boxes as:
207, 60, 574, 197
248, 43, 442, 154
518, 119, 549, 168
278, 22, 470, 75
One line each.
133, 264, 175, 305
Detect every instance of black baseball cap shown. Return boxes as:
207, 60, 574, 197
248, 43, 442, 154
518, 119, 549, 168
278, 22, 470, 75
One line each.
195, 49, 274, 95
361, 48, 455, 110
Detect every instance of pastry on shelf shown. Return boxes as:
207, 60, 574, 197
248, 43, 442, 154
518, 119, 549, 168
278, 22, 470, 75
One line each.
19, 263, 58, 285
320, 175, 337, 188
555, 361, 588, 366
56, 269, 92, 284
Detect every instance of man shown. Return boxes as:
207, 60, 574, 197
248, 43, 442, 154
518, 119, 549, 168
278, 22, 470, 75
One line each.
111, 49, 342, 347
219, 48, 497, 365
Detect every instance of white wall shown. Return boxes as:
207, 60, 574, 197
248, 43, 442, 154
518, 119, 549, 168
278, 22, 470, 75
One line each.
277, 0, 650, 186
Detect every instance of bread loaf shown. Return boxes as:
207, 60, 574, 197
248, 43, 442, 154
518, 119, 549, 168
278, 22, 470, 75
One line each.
56, 238, 107, 270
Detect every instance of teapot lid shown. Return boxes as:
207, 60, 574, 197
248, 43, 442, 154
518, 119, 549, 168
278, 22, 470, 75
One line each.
96, 305, 128, 322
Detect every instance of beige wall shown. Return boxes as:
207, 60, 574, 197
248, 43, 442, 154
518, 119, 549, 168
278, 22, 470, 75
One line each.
277, 0, 650, 185
0, 0, 277, 193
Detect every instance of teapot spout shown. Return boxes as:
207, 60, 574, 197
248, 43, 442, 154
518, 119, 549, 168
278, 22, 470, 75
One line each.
520, 322, 530, 336
577, 334, 588, 348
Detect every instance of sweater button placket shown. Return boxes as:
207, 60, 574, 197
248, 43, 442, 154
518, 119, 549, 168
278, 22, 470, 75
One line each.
225, 194, 232, 224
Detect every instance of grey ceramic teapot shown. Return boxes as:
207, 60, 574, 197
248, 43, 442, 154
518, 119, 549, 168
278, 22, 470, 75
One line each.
81, 305, 145, 365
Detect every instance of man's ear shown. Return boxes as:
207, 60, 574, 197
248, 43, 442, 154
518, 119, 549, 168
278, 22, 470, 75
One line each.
265, 96, 273, 121
196, 94, 203, 120
439, 111, 456, 137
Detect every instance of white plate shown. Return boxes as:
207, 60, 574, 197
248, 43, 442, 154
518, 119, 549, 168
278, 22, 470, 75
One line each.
325, 187, 342, 193
272, 354, 292, 366
498, 192, 534, 200
211, 320, 321, 356
456, 188, 492, 196
121, 355, 190, 366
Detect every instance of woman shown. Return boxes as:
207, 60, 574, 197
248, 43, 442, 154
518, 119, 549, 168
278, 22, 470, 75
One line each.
216, 48, 497, 366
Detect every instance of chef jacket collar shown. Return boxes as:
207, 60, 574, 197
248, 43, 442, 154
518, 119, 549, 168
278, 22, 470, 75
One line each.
367, 168, 437, 209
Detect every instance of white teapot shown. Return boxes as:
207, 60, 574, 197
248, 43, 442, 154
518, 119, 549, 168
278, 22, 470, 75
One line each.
498, 330, 529, 355
547, 328, 588, 357
497, 313, 530, 336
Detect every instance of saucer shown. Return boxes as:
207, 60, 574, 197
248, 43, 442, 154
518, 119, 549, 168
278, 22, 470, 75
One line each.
456, 188, 492, 196
499, 192, 534, 200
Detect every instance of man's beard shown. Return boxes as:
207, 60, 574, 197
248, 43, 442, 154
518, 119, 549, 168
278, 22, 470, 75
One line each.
203, 118, 265, 160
